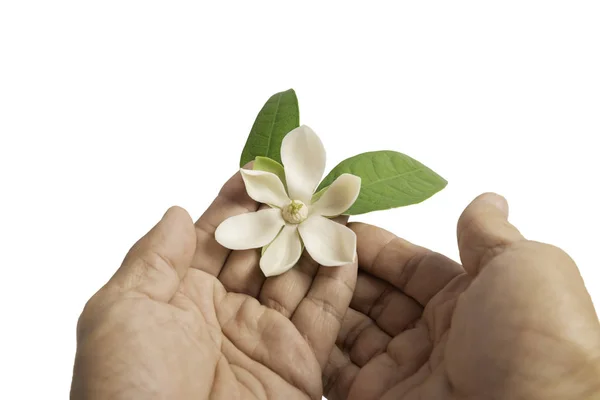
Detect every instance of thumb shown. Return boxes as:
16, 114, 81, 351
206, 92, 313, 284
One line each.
107, 206, 197, 302
457, 193, 524, 275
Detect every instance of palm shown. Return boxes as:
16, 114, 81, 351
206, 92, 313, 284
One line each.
73, 170, 356, 400
178, 171, 357, 399
77, 263, 346, 399
322, 232, 467, 400
327, 268, 474, 400
161, 268, 326, 399
325, 216, 600, 400
172, 170, 358, 399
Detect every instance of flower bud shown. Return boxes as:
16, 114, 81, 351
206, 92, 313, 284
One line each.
282, 200, 308, 224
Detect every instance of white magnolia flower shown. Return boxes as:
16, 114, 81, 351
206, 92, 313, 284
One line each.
215, 125, 361, 277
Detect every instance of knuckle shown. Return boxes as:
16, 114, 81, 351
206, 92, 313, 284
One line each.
76, 288, 112, 339
262, 296, 291, 318
129, 249, 177, 286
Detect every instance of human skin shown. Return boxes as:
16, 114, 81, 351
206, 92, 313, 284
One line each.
324, 196, 600, 400
71, 169, 600, 400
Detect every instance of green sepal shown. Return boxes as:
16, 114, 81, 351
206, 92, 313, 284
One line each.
253, 156, 287, 187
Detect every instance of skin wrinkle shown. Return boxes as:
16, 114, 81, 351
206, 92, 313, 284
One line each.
304, 295, 344, 326
318, 271, 356, 299
258, 252, 319, 318
229, 364, 268, 400
371, 236, 432, 304
325, 348, 360, 400
457, 212, 520, 273
225, 338, 312, 400
72, 188, 600, 399
134, 249, 181, 295
298, 272, 357, 366
342, 316, 374, 354
386, 325, 431, 367
368, 285, 394, 322
294, 271, 355, 324
423, 274, 469, 344
74, 169, 350, 400
355, 326, 391, 366
208, 357, 225, 400
261, 296, 289, 318
323, 361, 344, 397
218, 250, 264, 297
368, 234, 396, 270
378, 301, 419, 337
342, 314, 395, 369
350, 272, 424, 338
219, 295, 318, 399
250, 307, 278, 378
399, 250, 432, 300
427, 297, 454, 344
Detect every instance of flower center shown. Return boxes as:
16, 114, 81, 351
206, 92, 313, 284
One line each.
282, 200, 308, 224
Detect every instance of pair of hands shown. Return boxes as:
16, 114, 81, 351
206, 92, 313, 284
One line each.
71, 170, 600, 400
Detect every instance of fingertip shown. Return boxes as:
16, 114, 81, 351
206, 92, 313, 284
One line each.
459, 193, 509, 233
107, 206, 198, 302
162, 205, 196, 243
163, 205, 193, 223
473, 192, 509, 217
458, 192, 523, 274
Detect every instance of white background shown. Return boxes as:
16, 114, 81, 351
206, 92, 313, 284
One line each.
1, 2, 599, 399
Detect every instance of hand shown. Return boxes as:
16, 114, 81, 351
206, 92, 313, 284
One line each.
71, 170, 357, 400
324, 193, 600, 400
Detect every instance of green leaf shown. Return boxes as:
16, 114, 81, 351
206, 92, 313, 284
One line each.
240, 89, 300, 167
317, 151, 447, 215
253, 156, 286, 187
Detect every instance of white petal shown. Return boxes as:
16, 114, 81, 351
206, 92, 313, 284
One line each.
215, 208, 284, 250
260, 225, 302, 277
240, 169, 290, 208
281, 125, 326, 203
298, 216, 356, 267
310, 174, 361, 217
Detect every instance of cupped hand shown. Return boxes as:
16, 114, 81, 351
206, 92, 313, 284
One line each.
71, 170, 357, 400
324, 193, 600, 400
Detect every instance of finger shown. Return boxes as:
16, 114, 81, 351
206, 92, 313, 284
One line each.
349, 222, 464, 306
291, 253, 358, 369
333, 323, 433, 400
457, 192, 524, 275
336, 307, 391, 367
376, 322, 432, 395
258, 252, 319, 317
217, 204, 270, 297
108, 206, 196, 302
192, 165, 259, 276
350, 272, 422, 336
323, 346, 359, 400
258, 215, 348, 317
215, 290, 322, 400
216, 249, 265, 296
